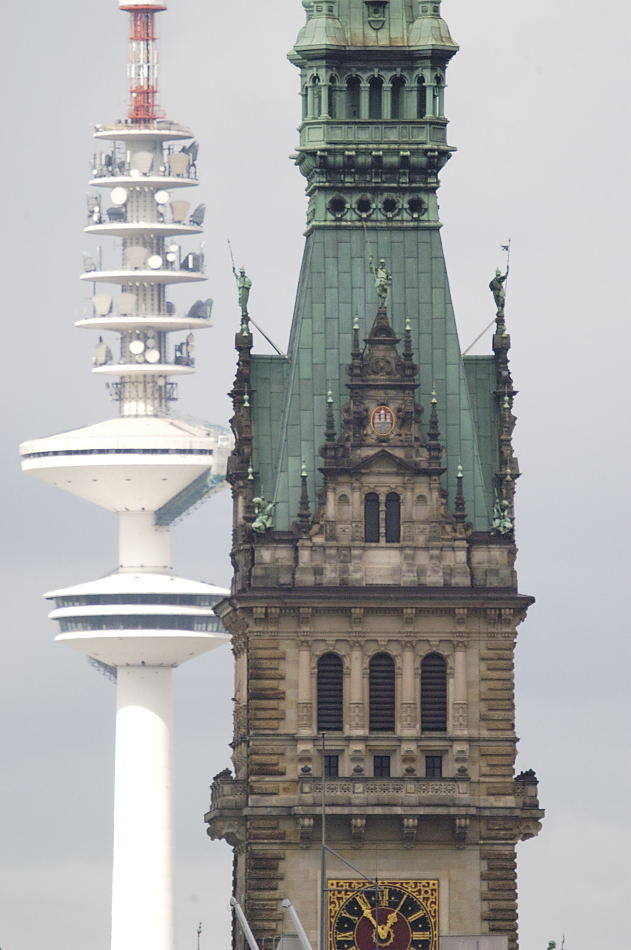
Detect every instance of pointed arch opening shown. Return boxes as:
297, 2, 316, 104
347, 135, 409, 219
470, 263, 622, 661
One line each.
317, 652, 344, 732
421, 652, 447, 732
369, 652, 395, 732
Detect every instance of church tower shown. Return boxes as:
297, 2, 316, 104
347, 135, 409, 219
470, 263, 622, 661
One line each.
206, 3, 543, 949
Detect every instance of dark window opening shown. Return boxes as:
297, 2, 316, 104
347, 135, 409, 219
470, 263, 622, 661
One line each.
364, 492, 380, 543
391, 76, 406, 119
311, 76, 321, 117
417, 77, 426, 118
385, 492, 401, 543
369, 652, 395, 731
328, 75, 337, 118
421, 652, 448, 732
425, 755, 443, 778
317, 652, 344, 732
369, 76, 384, 119
324, 755, 339, 778
346, 76, 361, 118
373, 755, 391, 778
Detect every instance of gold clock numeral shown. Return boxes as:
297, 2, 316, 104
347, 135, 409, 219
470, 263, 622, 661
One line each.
378, 887, 390, 906
357, 894, 372, 913
407, 910, 427, 923
411, 933, 431, 941
336, 932, 355, 941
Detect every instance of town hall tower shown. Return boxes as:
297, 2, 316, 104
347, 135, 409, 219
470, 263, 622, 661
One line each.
206, 4, 543, 949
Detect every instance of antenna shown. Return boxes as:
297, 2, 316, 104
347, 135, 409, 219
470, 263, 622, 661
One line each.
119, 2, 167, 126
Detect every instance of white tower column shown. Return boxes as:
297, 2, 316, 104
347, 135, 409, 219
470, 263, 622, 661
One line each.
111, 665, 174, 950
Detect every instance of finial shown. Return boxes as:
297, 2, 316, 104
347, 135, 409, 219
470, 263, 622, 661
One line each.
455, 464, 467, 524
297, 462, 312, 533
503, 394, 511, 411
353, 316, 359, 331
243, 391, 250, 408
247, 464, 254, 481
405, 316, 412, 332
324, 389, 337, 443
431, 389, 438, 404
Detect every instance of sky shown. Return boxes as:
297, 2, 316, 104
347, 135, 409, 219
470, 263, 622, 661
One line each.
0, 1, 629, 949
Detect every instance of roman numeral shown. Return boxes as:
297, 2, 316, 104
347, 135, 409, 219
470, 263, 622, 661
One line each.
336, 932, 355, 941
407, 910, 427, 923
412, 932, 431, 941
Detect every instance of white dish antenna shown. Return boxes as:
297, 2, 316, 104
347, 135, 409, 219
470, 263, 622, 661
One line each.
110, 187, 128, 206
155, 190, 170, 205
129, 340, 145, 355
146, 349, 161, 364
147, 255, 164, 270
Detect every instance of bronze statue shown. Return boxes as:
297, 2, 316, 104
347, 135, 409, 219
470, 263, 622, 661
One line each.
489, 267, 509, 313
233, 265, 252, 316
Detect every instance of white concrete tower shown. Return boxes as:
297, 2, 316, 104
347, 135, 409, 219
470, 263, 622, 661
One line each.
20, 4, 231, 950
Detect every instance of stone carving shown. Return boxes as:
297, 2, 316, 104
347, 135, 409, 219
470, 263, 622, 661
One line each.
351, 816, 366, 845
402, 816, 418, 848
452, 701, 468, 732
455, 816, 470, 848
491, 495, 513, 535
297, 816, 314, 847
297, 702, 313, 730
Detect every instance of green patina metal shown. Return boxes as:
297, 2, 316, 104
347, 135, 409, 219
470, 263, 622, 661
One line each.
248, 0, 501, 531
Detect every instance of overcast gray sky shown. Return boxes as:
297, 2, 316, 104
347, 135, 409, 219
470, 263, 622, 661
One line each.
1, 2, 629, 949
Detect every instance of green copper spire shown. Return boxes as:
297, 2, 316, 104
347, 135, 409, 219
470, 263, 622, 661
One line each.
244, 2, 503, 532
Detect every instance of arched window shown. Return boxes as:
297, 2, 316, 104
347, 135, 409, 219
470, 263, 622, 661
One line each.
368, 76, 384, 119
328, 74, 338, 118
417, 77, 426, 118
391, 76, 406, 120
301, 85, 308, 120
385, 492, 401, 543
421, 653, 447, 732
369, 653, 395, 732
317, 652, 344, 732
364, 493, 380, 543
346, 76, 361, 118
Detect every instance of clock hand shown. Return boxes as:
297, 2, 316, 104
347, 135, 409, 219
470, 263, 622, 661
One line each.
356, 894, 377, 928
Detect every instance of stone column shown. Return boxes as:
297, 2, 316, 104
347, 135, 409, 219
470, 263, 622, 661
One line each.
401, 642, 417, 733
349, 643, 364, 734
297, 641, 313, 733
360, 81, 370, 120
453, 642, 468, 734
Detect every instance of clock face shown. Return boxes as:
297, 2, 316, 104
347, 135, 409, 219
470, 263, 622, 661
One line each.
329, 880, 438, 950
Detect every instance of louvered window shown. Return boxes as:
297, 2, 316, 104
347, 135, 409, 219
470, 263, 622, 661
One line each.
317, 652, 344, 732
421, 653, 447, 732
324, 755, 339, 778
364, 493, 380, 543
385, 492, 401, 543
369, 653, 395, 732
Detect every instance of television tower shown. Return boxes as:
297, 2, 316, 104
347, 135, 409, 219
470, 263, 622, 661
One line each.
20, 4, 231, 950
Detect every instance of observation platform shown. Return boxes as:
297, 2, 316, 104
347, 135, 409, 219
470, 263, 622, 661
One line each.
85, 223, 203, 238
80, 268, 205, 286
20, 415, 226, 511
89, 175, 198, 190
92, 363, 195, 377
93, 122, 194, 143
76, 314, 212, 332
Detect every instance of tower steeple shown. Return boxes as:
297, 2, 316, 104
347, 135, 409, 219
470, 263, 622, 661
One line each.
208, 5, 542, 950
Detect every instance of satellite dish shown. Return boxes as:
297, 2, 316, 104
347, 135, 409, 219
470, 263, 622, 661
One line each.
129, 339, 145, 355
166, 252, 177, 263
168, 243, 179, 253
146, 337, 157, 349
147, 255, 163, 270
155, 190, 170, 205
110, 187, 128, 206
146, 349, 160, 364
93, 295, 113, 317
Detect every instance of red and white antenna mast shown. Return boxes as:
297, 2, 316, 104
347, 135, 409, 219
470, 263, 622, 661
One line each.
119, 1, 167, 125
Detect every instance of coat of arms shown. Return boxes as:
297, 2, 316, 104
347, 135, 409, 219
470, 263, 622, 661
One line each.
365, 1, 389, 31
370, 405, 395, 436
